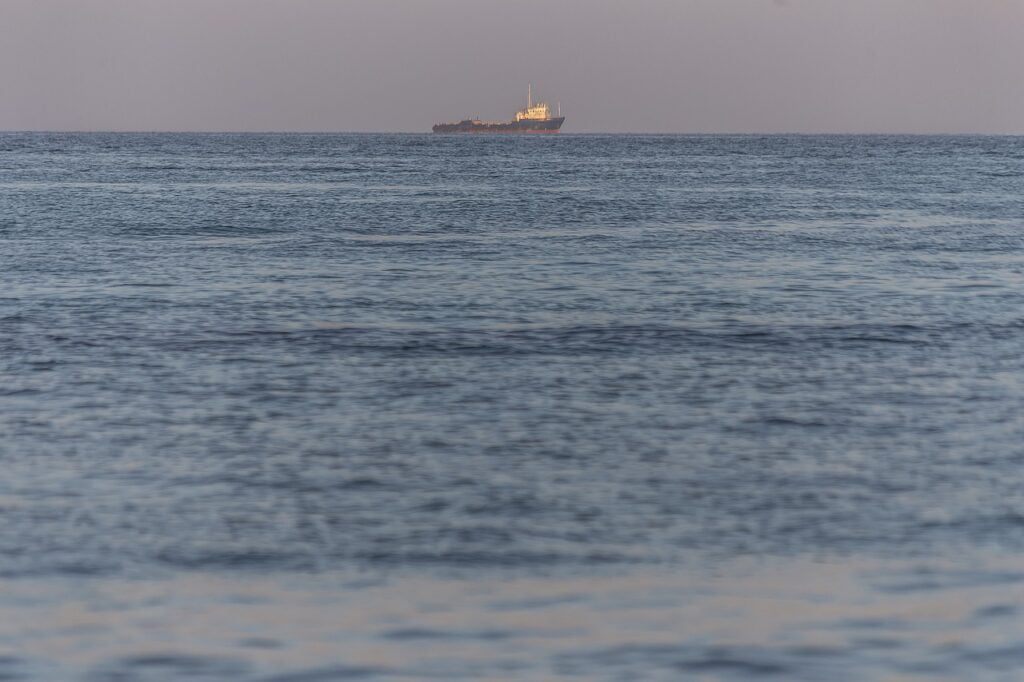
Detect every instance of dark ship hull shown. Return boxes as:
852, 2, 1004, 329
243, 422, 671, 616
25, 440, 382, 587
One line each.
432, 117, 565, 134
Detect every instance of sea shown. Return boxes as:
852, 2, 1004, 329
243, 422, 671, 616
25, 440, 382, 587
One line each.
1, 132, 1023, 681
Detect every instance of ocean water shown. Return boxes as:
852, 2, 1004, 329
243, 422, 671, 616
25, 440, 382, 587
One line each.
1, 132, 1024, 680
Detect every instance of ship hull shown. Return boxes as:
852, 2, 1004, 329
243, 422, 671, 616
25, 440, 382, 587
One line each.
432, 117, 565, 134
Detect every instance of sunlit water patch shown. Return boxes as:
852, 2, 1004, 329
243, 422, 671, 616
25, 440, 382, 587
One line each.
3, 555, 1023, 681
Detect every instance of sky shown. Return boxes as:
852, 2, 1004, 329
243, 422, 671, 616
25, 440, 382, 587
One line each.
2, 0, 1023, 133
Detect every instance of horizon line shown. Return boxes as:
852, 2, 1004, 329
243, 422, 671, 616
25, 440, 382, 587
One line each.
3, 129, 1024, 136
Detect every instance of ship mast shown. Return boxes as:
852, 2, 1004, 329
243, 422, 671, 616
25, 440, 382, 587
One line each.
528, 83, 532, 109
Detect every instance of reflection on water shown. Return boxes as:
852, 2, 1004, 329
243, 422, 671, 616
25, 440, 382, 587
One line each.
2, 555, 1022, 681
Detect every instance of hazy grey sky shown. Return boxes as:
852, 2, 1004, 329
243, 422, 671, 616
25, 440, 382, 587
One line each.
2, 0, 1023, 133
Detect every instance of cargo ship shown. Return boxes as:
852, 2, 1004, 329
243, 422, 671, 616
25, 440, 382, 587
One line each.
432, 84, 565, 133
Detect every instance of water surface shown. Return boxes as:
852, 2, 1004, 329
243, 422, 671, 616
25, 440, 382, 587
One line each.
2, 133, 1023, 680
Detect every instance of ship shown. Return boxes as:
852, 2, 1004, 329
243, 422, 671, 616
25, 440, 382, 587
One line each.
432, 84, 565, 133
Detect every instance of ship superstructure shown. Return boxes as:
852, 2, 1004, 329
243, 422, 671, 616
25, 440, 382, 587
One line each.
433, 84, 565, 133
